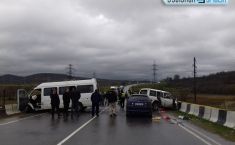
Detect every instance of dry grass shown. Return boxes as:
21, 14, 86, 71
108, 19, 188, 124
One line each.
184, 94, 235, 111
131, 83, 235, 111
0, 84, 34, 105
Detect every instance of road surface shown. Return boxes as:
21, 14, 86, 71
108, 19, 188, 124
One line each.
0, 106, 234, 145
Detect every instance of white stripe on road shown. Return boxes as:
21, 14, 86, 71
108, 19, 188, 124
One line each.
171, 118, 221, 145
57, 108, 107, 145
178, 124, 213, 145
0, 113, 46, 126
183, 123, 222, 145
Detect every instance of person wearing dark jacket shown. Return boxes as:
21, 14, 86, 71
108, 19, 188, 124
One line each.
107, 90, 117, 117
91, 89, 101, 117
70, 87, 81, 119
63, 88, 70, 118
50, 88, 60, 119
120, 90, 126, 109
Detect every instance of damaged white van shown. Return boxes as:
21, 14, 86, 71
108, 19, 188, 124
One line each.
17, 78, 97, 112
139, 88, 177, 110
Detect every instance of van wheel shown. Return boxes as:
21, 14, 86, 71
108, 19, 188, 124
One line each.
152, 102, 158, 111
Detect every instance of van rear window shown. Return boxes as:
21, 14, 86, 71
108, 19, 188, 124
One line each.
77, 85, 94, 93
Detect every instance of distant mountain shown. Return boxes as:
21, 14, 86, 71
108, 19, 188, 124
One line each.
25, 73, 87, 83
0, 74, 24, 84
0, 73, 132, 86
0, 73, 82, 84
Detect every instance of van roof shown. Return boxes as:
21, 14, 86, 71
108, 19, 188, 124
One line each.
35, 78, 97, 89
140, 88, 169, 93
140, 88, 162, 91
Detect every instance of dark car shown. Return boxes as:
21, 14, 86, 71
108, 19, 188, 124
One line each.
126, 94, 152, 117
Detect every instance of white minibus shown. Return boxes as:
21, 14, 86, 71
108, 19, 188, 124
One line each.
17, 78, 97, 112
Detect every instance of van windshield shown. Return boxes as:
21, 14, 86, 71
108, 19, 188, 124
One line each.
30, 89, 41, 97
77, 85, 94, 93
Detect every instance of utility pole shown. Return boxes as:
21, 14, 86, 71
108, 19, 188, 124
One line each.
152, 60, 158, 84
193, 57, 197, 103
67, 64, 74, 80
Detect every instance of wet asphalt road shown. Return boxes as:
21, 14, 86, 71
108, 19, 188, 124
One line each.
0, 107, 234, 145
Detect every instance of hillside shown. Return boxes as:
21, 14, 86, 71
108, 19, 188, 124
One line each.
0, 73, 131, 87
164, 71, 235, 95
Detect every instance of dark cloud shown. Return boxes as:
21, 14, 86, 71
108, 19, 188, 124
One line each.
0, 0, 234, 80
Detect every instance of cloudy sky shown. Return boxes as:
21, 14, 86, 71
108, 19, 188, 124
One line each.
0, 0, 234, 80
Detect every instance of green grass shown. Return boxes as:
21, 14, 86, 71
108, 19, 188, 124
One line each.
172, 111, 235, 142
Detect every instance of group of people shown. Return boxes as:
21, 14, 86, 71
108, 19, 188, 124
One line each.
50, 87, 128, 119
90, 88, 125, 117
50, 87, 80, 119
100, 88, 128, 117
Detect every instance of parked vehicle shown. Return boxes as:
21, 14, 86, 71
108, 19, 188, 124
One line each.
17, 79, 97, 112
139, 88, 176, 110
126, 94, 152, 117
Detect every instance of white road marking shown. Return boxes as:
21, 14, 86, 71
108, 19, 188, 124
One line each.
183, 123, 222, 145
178, 124, 213, 145
0, 113, 46, 126
171, 117, 221, 145
57, 108, 107, 145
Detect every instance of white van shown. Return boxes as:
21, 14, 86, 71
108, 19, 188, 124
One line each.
139, 88, 175, 110
18, 78, 97, 112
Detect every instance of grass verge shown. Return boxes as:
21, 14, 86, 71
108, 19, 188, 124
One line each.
172, 111, 235, 142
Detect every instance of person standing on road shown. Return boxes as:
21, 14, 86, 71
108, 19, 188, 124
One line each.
107, 89, 117, 117
63, 88, 70, 118
70, 87, 81, 119
104, 91, 109, 106
120, 90, 126, 109
50, 88, 60, 119
118, 89, 122, 106
91, 89, 101, 117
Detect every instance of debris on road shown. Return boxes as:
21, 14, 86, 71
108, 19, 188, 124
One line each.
162, 115, 170, 120
178, 115, 189, 120
152, 116, 161, 122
